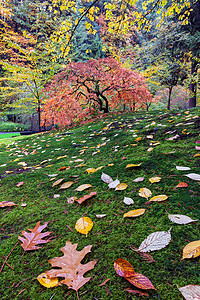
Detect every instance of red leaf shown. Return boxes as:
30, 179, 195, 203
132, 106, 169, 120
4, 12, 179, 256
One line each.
176, 182, 188, 188
114, 258, 135, 278
76, 191, 97, 204
126, 273, 156, 290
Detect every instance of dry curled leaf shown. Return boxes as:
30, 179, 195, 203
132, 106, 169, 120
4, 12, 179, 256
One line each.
182, 240, 200, 260
123, 209, 146, 218
0, 201, 17, 208
18, 221, 52, 251
67, 197, 77, 204
75, 217, 93, 235
138, 228, 172, 252
126, 163, 141, 169
130, 247, 156, 263
168, 213, 198, 224
75, 184, 92, 191
124, 288, 149, 297
178, 285, 200, 299
37, 273, 58, 288
149, 177, 161, 183
101, 172, 113, 183
44, 241, 97, 291
76, 192, 97, 204
139, 188, 152, 199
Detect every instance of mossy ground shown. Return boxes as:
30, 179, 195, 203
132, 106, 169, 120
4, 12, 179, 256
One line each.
0, 108, 200, 300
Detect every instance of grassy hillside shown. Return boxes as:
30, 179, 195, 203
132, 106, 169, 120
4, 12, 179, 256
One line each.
0, 108, 200, 299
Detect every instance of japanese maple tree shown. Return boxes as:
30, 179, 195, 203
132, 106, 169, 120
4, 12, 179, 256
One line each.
41, 57, 152, 128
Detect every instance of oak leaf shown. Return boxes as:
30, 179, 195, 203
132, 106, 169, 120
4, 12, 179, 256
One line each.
18, 221, 52, 251
44, 241, 97, 291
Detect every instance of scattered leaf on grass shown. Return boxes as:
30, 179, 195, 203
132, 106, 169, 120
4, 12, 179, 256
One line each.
0, 201, 17, 208
168, 213, 198, 224
184, 173, 200, 181
115, 183, 128, 190
176, 182, 188, 188
149, 195, 168, 202
16, 181, 24, 187
60, 181, 74, 189
182, 240, 200, 259
123, 197, 134, 205
178, 285, 200, 299
124, 288, 150, 297
126, 163, 141, 169
176, 166, 191, 171
126, 273, 156, 290
101, 172, 113, 183
108, 179, 120, 189
138, 228, 172, 252
149, 177, 161, 183
52, 178, 64, 187
18, 221, 52, 251
133, 177, 144, 182
139, 188, 152, 199
76, 192, 97, 204
44, 241, 97, 291
75, 184, 92, 191
96, 214, 107, 218
86, 168, 97, 174
75, 217, 93, 235
67, 197, 77, 204
114, 258, 135, 277
130, 247, 156, 263
123, 209, 146, 218
37, 273, 58, 288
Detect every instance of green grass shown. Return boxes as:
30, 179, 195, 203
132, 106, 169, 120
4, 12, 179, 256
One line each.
0, 121, 30, 132
0, 132, 21, 139
0, 108, 200, 299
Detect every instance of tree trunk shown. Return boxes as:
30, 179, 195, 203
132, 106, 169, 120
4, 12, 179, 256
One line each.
38, 105, 41, 132
167, 86, 173, 110
189, 60, 198, 108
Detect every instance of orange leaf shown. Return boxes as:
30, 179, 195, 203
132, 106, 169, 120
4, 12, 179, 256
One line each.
126, 273, 156, 290
114, 258, 135, 278
76, 192, 97, 204
176, 182, 188, 188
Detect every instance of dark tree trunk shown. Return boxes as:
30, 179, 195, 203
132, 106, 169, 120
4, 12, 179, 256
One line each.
167, 86, 173, 110
189, 60, 198, 108
38, 105, 41, 132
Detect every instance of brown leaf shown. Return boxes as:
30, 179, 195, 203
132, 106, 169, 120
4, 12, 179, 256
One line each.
0, 201, 17, 208
76, 192, 97, 204
130, 247, 156, 263
124, 288, 150, 296
98, 278, 111, 286
45, 241, 97, 291
18, 221, 52, 251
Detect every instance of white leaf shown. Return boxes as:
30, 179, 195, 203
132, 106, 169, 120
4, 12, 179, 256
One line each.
133, 177, 144, 182
138, 228, 172, 252
53, 194, 60, 198
108, 179, 120, 189
101, 172, 113, 184
176, 166, 191, 171
178, 285, 200, 300
96, 214, 107, 218
47, 174, 58, 177
168, 213, 198, 224
185, 173, 200, 181
123, 197, 134, 205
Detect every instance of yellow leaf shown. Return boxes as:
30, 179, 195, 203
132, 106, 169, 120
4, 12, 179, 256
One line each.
147, 147, 153, 152
60, 181, 74, 189
56, 155, 68, 160
37, 273, 58, 288
123, 209, 146, 218
149, 177, 161, 183
193, 153, 200, 157
126, 163, 142, 169
139, 188, 152, 199
75, 217, 93, 235
75, 184, 92, 191
108, 163, 114, 166
182, 240, 200, 259
86, 168, 96, 174
135, 137, 142, 142
115, 183, 128, 190
52, 178, 64, 187
149, 195, 168, 202
95, 166, 104, 171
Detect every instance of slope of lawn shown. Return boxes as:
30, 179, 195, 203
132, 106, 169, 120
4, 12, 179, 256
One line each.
0, 108, 200, 300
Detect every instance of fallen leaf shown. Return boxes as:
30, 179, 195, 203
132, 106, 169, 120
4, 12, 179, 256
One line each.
86, 168, 97, 174
139, 188, 152, 199
21, 203, 27, 207
16, 181, 24, 187
96, 214, 107, 218
133, 177, 144, 182
123, 209, 146, 218
130, 247, 156, 263
75, 184, 92, 191
176, 182, 188, 188
0, 201, 17, 208
108, 179, 120, 189
18, 221, 52, 251
115, 183, 128, 190
147, 147, 153, 152
114, 258, 135, 277
184, 173, 200, 181
126, 273, 156, 290
176, 166, 191, 171
182, 240, 200, 259
37, 273, 58, 288
101, 172, 113, 183
178, 285, 200, 299
138, 228, 172, 252
53, 194, 60, 198
135, 137, 142, 142
52, 178, 64, 187
124, 288, 149, 296
59, 166, 67, 171
76, 192, 97, 204
193, 153, 200, 157
67, 197, 77, 204
123, 197, 134, 205
44, 241, 97, 291
149, 195, 168, 202
98, 278, 111, 286
60, 181, 74, 189
168, 213, 198, 224
126, 163, 141, 169
47, 174, 58, 177
75, 217, 93, 235
149, 177, 161, 183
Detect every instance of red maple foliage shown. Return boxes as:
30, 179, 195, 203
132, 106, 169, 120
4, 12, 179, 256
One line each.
41, 57, 152, 128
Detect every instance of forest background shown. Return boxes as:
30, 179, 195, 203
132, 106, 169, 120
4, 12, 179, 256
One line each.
0, 0, 200, 130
